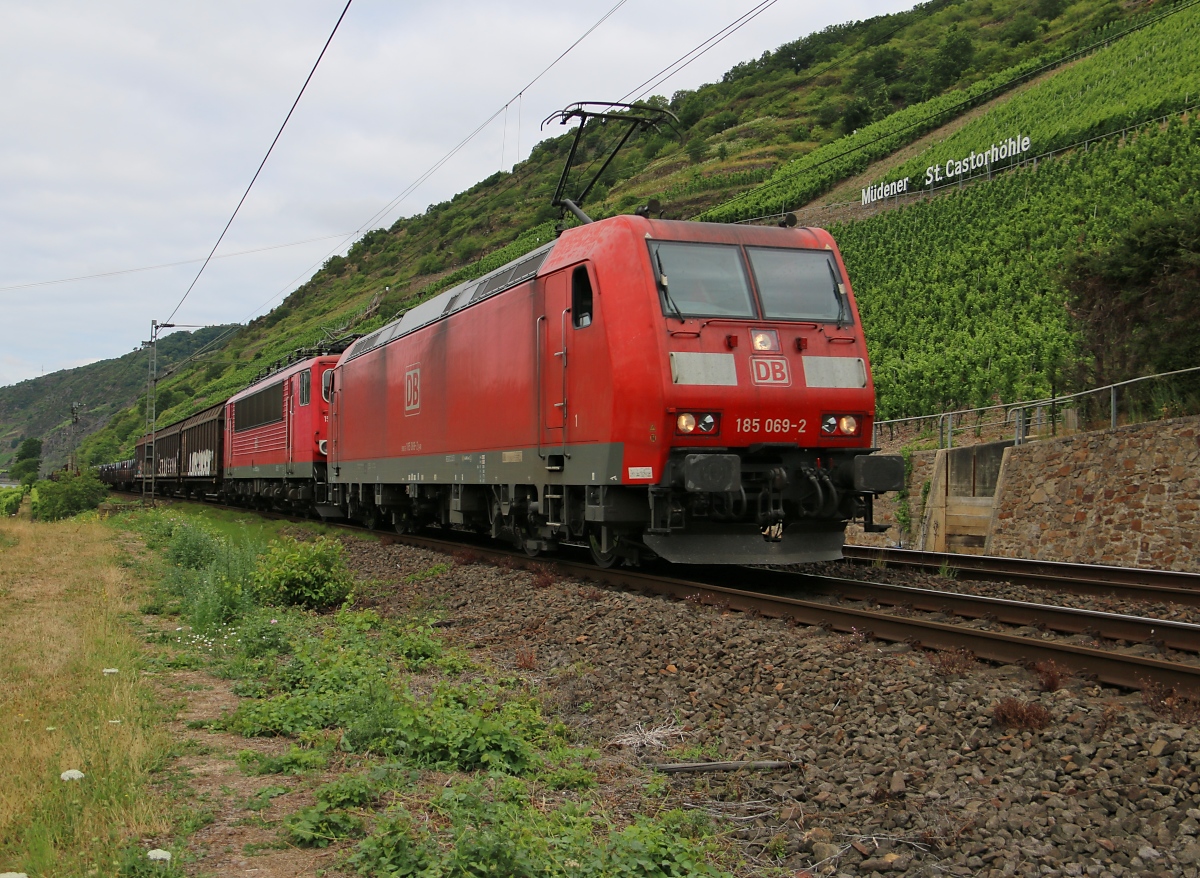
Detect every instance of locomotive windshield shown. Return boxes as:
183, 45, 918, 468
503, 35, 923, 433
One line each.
747, 247, 847, 323
649, 241, 755, 318
648, 240, 849, 324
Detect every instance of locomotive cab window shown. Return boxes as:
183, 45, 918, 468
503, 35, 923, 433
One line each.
322, 369, 334, 403
299, 370, 311, 406
747, 247, 849, 324
572, 265, 593, 328
648, 241, 754, 319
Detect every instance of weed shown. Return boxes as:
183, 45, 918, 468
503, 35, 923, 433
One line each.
927, 647, 977, 676
405, 562, 451, 584
992, 698, 1052, 730
315, 774, 378, 809
284, 802, 365, 848
236, 746, 330, 776
243, 785, 289, 811
937, 560, 959, 579
515, 647, 538, 670
116, 845, 186, 877
532, 568, 556, 589
347, 811, 433, 876
1032, 659, 1070, 692
540, 767, 597, 791
1140, 680, 1200, 723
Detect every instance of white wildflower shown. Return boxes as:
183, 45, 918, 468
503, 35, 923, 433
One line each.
102, 668, 119, 675
147, 849, 172, 862
60, 769, 85, 781
45, 727, 56, 731
109, 720, 121, 724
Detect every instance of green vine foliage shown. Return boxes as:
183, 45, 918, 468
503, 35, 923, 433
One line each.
835, 115, 1200, 418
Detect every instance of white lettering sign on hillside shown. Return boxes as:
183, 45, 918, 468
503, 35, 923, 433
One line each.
861, 134, 1032, 207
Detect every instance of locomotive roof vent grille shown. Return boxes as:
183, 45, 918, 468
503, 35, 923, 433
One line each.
343, 242, 555, 363
471, 244, 553, 303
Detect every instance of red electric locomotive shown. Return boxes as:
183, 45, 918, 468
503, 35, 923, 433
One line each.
323, 214, 903, 565
223, 353, 339, 508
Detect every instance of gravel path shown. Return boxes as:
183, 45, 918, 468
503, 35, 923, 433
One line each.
345, 537, 1200, 877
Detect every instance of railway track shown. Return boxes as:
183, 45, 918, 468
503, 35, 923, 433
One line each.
384, 530, 1200, 694
841, 544, 1200, 605
118, 493, 1200, 694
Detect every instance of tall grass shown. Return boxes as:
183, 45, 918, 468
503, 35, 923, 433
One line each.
0, 516, 170, 876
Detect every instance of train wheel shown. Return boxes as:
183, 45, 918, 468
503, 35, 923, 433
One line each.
589, 533, 620, 569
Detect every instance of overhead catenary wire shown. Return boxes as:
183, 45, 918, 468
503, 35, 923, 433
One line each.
620, 0, 781, 104
153, 3, 633, 384
162, 0, 354, 326
0, 233, 353, 295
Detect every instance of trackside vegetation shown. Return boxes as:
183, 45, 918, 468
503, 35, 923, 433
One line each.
119, 507, 733, 875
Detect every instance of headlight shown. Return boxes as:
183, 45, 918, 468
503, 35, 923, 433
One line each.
751, 329, 780, 351
675, 412, 720, 436
821, 414, 863, 436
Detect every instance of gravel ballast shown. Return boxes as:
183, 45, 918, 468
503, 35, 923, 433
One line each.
345, 537, 1200, 877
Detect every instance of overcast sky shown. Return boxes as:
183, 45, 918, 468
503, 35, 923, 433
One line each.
0, 0, 916, 388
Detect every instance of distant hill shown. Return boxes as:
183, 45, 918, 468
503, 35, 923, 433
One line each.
0, 325, 238, 472
71, 0, 1174, 464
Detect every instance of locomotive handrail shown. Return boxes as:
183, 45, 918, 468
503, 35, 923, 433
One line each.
560, 307, 571, 461
535, 315, 546, 461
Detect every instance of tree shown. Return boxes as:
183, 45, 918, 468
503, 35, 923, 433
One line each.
1063, 206, 1200, 385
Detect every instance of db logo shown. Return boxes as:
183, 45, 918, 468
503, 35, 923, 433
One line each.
751, 357, 790, 386
405, 365, 421, 414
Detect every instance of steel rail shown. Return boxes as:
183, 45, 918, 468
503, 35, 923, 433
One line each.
841, 545, 1200, 606
718, 568, 1200, 653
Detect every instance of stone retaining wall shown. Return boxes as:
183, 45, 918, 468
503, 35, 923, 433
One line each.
847, 415, 1200, 572
986, 415, 1200, 571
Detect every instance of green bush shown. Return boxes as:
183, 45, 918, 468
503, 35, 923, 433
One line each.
252, 537, 354, 609
166, 519, 224, 569
29, 470, 108, 521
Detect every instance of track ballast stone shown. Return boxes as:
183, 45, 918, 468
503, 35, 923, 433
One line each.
344, 537, 1200, 877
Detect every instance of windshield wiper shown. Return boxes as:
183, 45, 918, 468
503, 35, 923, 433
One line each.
655, 248, 685, 323
827, 261, 848, 330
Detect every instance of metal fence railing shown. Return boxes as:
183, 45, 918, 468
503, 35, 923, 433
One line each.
873, 366, 1200, 450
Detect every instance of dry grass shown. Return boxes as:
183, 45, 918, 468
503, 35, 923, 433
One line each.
1141, 680, 1200, 723
926, 647, 977, 676
0, 514, 170, 875
1032, 659, 1070, 692
992, 698, 1052, 731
